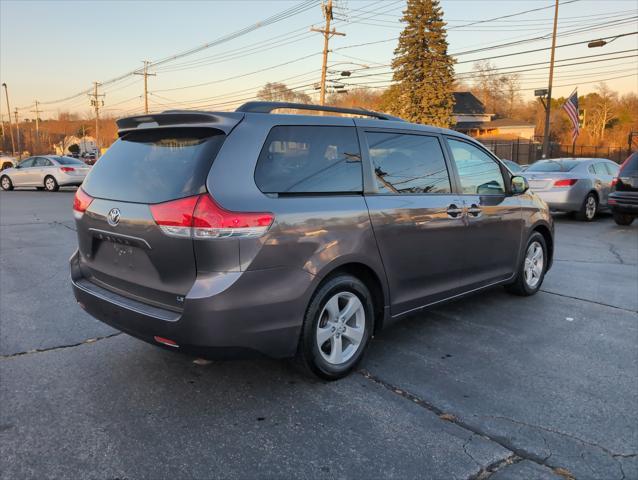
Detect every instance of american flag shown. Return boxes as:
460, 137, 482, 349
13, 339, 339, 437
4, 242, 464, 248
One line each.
562, 89, 580, 144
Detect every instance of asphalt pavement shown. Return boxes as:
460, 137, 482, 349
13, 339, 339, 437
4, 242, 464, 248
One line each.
1, 189, 636, 480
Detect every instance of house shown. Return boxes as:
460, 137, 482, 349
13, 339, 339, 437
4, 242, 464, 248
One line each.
453, 92, 493, 133
55, 136, 97, 156
452, 92, 535, 140
476, 118, 536, 140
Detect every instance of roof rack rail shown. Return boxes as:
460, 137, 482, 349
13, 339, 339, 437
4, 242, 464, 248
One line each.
235, 101, 404, 122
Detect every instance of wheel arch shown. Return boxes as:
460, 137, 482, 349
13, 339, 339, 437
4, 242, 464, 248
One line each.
314, 261, 388, 335
531, 222, 554, 270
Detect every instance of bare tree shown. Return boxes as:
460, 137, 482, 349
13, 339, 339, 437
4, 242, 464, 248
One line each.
588, 82, 618, 142
257, 83, 311, 104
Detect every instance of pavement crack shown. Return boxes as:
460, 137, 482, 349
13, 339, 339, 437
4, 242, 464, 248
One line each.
608, 244, 625, 264
539, 289, 637, 313
50, 220, 76, 232
358, 370, 604, 479
0, 332, 121, 359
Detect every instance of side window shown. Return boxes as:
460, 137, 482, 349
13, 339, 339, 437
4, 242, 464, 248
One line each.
18, 158, 35, 168
34, 158, 52, 167
447, 138, 506, 195
255, 126, 362, 193
605, 163, 620, 176
365, 132, 451, 194
593, 163, 609, 175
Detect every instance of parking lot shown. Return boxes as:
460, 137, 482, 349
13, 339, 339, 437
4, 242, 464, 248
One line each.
1, 189, 636, 480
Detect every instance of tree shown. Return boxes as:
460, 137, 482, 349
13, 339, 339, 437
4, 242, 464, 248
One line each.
386, 0, 455, 126
587, 82, 618, 143
68, 144, 80, 155
256, 82, 311, 104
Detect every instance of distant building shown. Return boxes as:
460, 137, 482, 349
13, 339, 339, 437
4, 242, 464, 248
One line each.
452, 92, 535, 140
453, 92, 493, 134
55, 136, 97, 156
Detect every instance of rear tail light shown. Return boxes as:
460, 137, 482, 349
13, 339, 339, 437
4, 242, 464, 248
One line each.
553, 179, 577, 187
150, 193, 274, 239
72, 188, 94, 218
60, 167, 75, 173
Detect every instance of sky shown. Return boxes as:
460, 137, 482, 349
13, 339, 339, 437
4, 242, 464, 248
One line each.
1, 0, 637, 119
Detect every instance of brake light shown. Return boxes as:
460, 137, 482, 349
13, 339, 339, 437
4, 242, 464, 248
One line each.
149, 196, 199, 238
150, 194, 274, 239
553, 179, 577, 187
60, 167, 75, 173
73, 188, 94, 216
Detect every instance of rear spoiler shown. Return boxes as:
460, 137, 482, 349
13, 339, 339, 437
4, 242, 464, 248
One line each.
116, 111, 244, 137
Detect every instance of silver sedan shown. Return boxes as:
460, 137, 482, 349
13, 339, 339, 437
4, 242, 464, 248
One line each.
524, 157, 620, 221
0, 155, 91, 192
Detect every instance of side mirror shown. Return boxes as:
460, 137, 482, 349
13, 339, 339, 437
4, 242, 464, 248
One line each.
511, 175, 529, 195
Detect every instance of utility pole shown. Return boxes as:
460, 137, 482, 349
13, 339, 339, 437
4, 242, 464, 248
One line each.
311, 0, 345, 106
14, 108, 21, 158
541, 0, 559, 159
2, 83, 16, 156
30, 100, 41, 153
89, 82, 105, 156
134, 60, 156, 114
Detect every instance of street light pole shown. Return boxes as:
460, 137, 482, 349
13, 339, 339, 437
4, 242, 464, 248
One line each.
541, 0, 559, 159
2, 83, 16, 156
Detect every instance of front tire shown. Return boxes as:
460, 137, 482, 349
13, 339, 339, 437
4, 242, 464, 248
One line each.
44, 176, 59, 192
1, 175, 13, 191
296, 274, 374, 380
576, 193, 598, 221
506, 232, 547, 296
613, 213, 634, 226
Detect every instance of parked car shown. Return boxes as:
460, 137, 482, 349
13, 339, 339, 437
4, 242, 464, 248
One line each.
502, 159, 524, 173
1, 155, 91, 192
0, 154, 17, 171
609, 152, 638, 226
523, 157, 620, 221
81, 152, 98, 165
70, 102, 554, 379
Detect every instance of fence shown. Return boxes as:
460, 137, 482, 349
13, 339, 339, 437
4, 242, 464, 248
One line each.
479, 139, 632, 165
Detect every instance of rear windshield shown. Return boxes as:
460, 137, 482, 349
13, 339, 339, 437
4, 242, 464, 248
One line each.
621, 153, 638, 175
526, 160, 579, 172
55, 156, 85, 165
81, 128, 225, 203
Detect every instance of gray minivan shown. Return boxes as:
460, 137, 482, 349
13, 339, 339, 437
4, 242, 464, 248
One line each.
70, 102, 553, 379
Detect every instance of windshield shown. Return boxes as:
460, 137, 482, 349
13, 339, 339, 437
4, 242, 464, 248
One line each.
526, 160, 579, 172
81, 128, 225, 203
55, 156, 86, 165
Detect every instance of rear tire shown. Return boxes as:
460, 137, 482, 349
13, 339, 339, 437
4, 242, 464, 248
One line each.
506, 232, 547, 296
295, 274, 374, 380
576, 193, 597, 221
44, 176, 59, 192
1, 175, 13, 191
613, 213, 634, 226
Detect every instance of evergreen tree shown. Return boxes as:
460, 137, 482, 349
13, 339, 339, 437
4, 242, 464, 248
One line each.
389, 0, 455, 126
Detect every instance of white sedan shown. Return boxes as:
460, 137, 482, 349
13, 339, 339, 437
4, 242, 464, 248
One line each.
0, 155, 91, 192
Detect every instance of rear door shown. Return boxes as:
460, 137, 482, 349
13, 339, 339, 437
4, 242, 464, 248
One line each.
32, 157, 53, 185
444, 137, 523, 285
361, 129, 467, 314
76, 127, 228, 311
592, 161, 614, 205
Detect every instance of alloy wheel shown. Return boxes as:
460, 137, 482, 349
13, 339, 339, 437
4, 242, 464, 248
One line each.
585, 195, 597, 220
45, 178, 56, 191
316, 291, 365, 365
524, 241, 544, 288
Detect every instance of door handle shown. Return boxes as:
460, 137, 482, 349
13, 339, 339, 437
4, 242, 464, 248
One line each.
467, 204, 482, 217
446, 204, 463, 218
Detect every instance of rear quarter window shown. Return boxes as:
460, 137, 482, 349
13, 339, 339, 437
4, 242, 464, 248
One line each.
621, 153, 638, 175
254, 126, 362, 194
81, 128, 225, 203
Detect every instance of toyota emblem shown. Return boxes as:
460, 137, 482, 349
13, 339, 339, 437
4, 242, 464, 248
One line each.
107, 208, 121, 227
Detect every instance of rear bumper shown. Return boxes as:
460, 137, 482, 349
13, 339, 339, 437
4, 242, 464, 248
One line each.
609, 192, 638, 215
70, 250, 314, 358
533, 189, 582, 212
